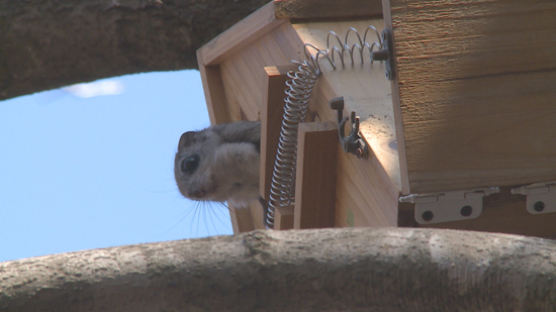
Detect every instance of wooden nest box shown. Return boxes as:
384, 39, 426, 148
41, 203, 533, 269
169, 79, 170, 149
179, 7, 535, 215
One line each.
197, 0, 556, 237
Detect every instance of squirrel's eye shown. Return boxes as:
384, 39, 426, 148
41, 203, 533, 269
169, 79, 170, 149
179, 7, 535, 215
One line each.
181, 154, 200, 174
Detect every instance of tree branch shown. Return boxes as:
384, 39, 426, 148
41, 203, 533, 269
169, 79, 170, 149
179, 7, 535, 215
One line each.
0, 0, 269, 100
1, 228, 555, 311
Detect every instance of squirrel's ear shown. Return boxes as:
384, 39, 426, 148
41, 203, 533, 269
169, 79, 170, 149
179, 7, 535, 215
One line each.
178, 131, 197, 149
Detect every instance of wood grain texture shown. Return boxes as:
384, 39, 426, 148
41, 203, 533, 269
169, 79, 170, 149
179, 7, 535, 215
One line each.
249, 200, 266, 230
293, 20, 405, 193
274, 0, 382, 20
290, 20, 401, 226
219, 23, 302, 123
294, 122, 338, 229
197, 2, 285, 66
230, 206, 255, 234
197, 63, 232, 124
200, 17, 402, 228
388, 0, 556, 193
260, 66, 294, 200
274, 207, 294, 230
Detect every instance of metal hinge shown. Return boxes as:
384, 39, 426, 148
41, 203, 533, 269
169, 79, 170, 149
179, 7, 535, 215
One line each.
399, 187, 500, 224
511, 181, 556, 215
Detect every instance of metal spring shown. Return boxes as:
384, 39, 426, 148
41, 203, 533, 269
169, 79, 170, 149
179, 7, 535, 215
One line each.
265, 25, 384, 228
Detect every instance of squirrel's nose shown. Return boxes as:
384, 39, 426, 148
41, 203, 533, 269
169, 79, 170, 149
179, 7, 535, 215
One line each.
189, 189, 206, 199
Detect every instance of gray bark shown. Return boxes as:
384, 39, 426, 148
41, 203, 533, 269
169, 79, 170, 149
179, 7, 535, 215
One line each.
1, 228, 555, 311
0, 0, 269, 100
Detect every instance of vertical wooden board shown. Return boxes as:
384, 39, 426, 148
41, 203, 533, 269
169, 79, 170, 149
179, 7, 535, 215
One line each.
197, 64, 232, 124
274, 207, 294, 230
292, 19, 406, 194
308, 76, 400, 227
248, 200, 266, 230
267, 19, 402, 227
201, 20, 404, 228
334, 146, 400, 227
229, 206, 254, 234
220, 59, 253, 122
387, 0, 556, 193
294, 122, 338, 229
260, 66, 294, 200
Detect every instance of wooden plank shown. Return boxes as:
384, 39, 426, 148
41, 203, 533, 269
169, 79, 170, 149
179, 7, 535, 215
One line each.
274, 0, 382, 20
219, 24, 300, 124
198, 0, 384, 66
205, 20, 402, 228
422, 187, 556, 239
387, 0, 556, 193
274, 207, 294, 230
197, 2, 286, 66
380, 0, 409, 195
294, 122, 338, 229
229, 206, 254, 234
292, 19, 406, 193
220, 59, 251, 121
270, 21, 400, 227
260, 65, 294, 201
249, 200, 266, 230
197, 63, 232, 124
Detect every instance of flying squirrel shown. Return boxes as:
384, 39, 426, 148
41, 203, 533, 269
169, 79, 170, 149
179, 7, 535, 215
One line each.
174, 121, 261, 207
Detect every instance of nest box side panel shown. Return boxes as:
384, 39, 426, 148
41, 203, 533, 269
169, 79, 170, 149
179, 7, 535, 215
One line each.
289, 20, 401, 227
219, 23, 303, 122
197, 2, 286, 123
387, 0, 556, 193
293, 20, 405, 193
296, 77, 399, 227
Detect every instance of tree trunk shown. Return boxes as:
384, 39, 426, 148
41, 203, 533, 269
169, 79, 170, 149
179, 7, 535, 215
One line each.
1, 228, 555, 311
0, 0, 269, 100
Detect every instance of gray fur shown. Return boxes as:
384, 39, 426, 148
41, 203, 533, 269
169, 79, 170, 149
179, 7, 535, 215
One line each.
174, 121, 260, 206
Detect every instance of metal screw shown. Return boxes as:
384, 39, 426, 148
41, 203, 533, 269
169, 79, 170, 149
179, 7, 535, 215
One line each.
422, 210, 434, 222
460, 205, 473, 217
534, 201, 545, 212
371, 49, 389, 61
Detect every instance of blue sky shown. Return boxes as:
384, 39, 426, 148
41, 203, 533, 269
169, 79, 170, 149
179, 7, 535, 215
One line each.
0, 70, 233, 262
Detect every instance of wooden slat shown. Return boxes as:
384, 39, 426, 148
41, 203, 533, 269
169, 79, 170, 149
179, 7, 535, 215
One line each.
197, 2, 286, 66
201, 18, 402, 228
273, 20, 401, 227
229, 206, 254, 234
386, 0, 556, 193
292, 19, 405, 194
260, 65, 294, 200
249, 200, 266, 230
294, 122, 338, 229
197, 63, 232, 124
274, 207, 294, 230
274, 0, 382, 20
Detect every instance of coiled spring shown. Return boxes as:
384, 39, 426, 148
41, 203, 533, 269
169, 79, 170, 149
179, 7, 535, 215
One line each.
265, 25, 385, 228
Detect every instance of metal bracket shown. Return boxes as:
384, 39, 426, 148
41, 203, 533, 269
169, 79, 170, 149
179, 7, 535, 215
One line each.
329, 96, 369, 159
511, 181, 556, 215
399, 187, 500, 224
371, 28, 395, 80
